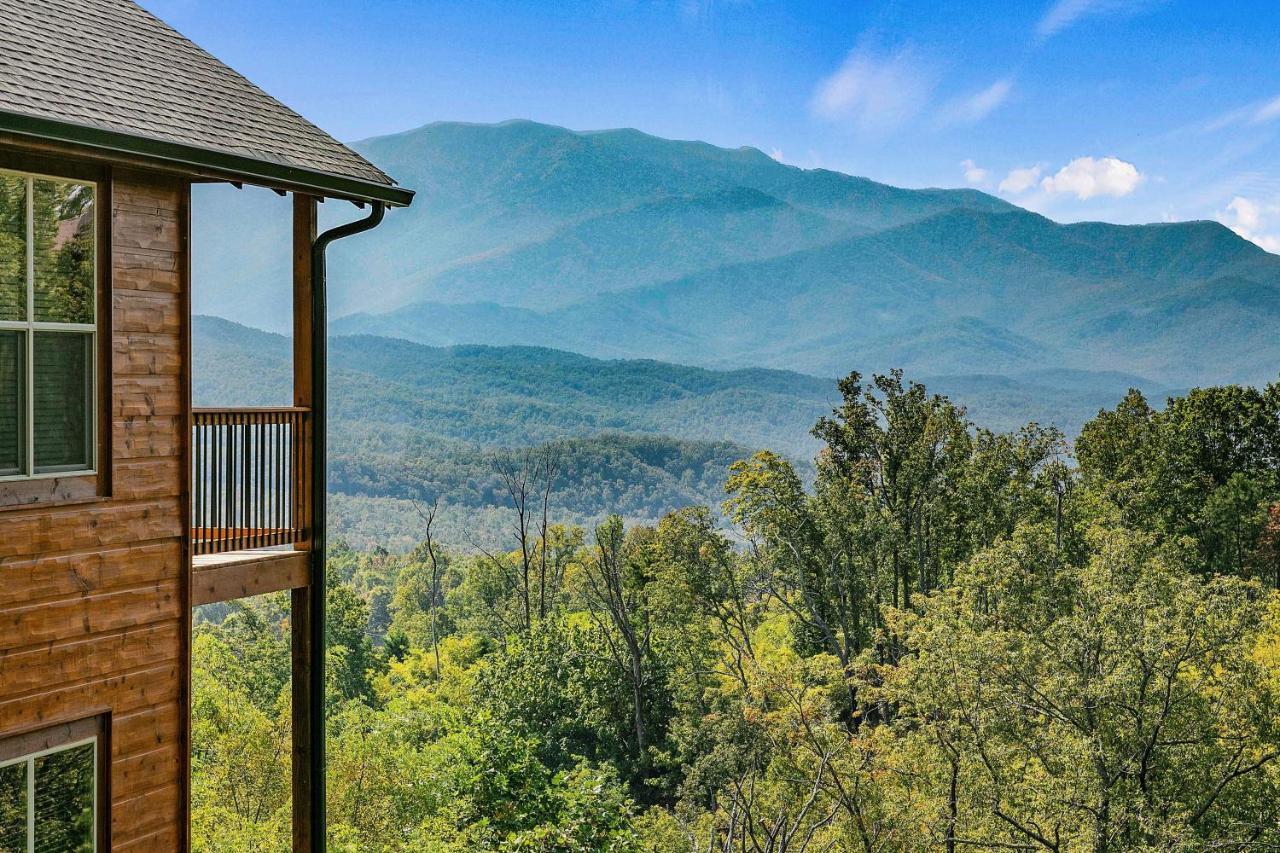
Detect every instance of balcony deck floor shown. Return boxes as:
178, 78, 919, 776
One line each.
191, 547, 311, 605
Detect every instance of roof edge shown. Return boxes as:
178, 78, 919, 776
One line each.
0, 110, 414, 207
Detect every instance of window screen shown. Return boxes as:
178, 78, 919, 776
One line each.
32, 333, 91, 472
0, 332, 20, 476
0, 169, 97, 480
32, 744, 94, 851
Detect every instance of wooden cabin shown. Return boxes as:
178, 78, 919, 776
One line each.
0, 1, 414, 849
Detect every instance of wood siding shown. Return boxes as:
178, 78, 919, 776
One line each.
0, 168, 190, 849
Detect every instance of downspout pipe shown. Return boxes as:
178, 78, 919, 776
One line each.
309, 200, 385, 851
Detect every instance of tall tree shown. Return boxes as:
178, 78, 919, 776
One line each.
582, 515, 657, 769
812, 370, 972, 609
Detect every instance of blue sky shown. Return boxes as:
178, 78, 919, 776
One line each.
147, 0, 1280, 248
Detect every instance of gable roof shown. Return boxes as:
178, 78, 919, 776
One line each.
0, 0, 413, 206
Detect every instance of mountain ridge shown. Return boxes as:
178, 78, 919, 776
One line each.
193, 313, 1184, 546
193, 119, 1280, 387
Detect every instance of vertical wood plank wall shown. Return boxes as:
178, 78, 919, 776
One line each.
0, 169, 190, 850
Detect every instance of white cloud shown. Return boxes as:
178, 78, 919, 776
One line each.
1037, 0, 1164, 39
938, 79, 1013, 127
810, 44, 936, 134
680, 0, 749, 23
1202, 93, 1280, 133
1040, 156, 1143, 199
961, 159, 989, 185
998, 165, 1043, 194
769, 148, 787, 163
1252, 95, 1280, 125
1220, 196, 1280, 253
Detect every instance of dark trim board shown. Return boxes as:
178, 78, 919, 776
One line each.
0, 111, 414, 207
179, 176, 193, 853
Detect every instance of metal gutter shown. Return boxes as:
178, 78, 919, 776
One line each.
0, 111, 414, 207
308, 200, 387, 851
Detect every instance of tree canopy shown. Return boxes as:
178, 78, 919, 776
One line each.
192, 374, 1280, 851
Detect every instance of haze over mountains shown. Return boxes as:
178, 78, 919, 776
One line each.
195, 119, 1280, 391
193, 315, 827, 548
195, 315, 1180, 549
191, 121, 1280, 543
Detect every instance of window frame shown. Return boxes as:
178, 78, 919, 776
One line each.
0, 154, 111, 509
0, 166, 99, 480
0, 714, 108, 853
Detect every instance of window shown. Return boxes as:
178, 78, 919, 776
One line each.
0, 170, 97, 479
0, 721, 101, 853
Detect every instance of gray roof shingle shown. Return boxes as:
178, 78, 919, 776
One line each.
0, 0, 410, 203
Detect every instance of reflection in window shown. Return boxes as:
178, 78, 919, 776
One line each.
0, 170, 97, 479
0, 740, 97, 853
33, 744, 94, 852
0, 176, 24, 323
32, 179, 94, 325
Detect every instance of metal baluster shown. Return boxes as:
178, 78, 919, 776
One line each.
215, 414, 221, 553
229, 413, 238, 552
192, 418, 200, 555
275, 417, 283, 543
256, 416, 265, 549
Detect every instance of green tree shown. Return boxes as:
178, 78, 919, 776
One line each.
885, 522, 1280, 849
812, 370, 972, 609
328, 581, 381, 706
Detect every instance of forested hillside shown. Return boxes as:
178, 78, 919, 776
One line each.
195, 315, 830, 547
195, 316, 1179, 547
191, 372, 1280, 851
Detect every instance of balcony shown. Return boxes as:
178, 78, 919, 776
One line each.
190, 406, 313, 605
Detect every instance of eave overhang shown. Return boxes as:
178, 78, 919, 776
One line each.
0, 109, 415, 207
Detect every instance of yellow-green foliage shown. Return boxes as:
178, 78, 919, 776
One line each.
191, 375, 1280, 851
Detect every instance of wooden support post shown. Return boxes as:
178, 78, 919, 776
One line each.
293, 194, 316, 541
291, 193, 317, 853
290, 584, 314, 851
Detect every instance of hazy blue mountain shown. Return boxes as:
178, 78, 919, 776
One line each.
194, 119, 1014, 321
336, 206, 1280, 385
419, 186, 857, 308
194, 119, 1280, 391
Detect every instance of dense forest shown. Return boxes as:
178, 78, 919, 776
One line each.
193, 314, 830, 549
190, 373, 1280, 851
194, 316, 1172, 549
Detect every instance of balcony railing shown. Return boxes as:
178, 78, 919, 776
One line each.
191, 407, 310, 555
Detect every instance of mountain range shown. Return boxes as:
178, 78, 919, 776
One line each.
194, 315, 821, 548
193, 120, 1280, 390
195, 315, 1178, 549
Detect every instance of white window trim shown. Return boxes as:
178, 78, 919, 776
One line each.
0, 735, 99, 853
0, 166, 99, 482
